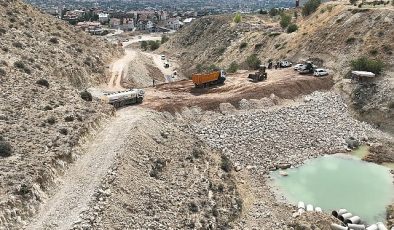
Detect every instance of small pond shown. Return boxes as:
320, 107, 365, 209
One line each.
272, 154, 394, 224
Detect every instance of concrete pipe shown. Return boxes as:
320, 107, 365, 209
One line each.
315, 207, 322, 212
345, 216, 361, 225
376, 222, 387, 230
298, 208, 305, 214
366, 224, 378, 230
347, 223, 365, 230
333, 209, 348, 218
306, 204, 314, 212
298, 201, 305, 210
339, 213, 353, 222
330, 223, 348, 230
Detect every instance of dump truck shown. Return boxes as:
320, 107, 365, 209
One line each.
192, 70, 226, 88
248, 65, 267, 82
101, 89, 145, 108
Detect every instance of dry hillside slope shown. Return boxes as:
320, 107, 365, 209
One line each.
0, 0, 121, 228
161, 2, 394, 132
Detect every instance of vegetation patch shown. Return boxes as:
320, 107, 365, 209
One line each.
239, 42, 248, 50
80, 91, 93, 101
351, 57, 384, 75
36, 79, 49, 88
287, 24, 298, 33
227, 62, 239, 73
246, 54, 262, 70
0, 139, 12, 158
346, 37, 356, 44
302, 0, 321, 16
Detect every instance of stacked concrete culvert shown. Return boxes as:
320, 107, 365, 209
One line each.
331, 208, 388, 230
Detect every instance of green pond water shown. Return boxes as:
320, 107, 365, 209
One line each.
272, 154, 394, 223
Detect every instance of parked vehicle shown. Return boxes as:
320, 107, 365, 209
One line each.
313, 68, 329, 77
298, 61, 315, 74
192, 70, 226, 88
280, 60, 292, 68
294, 64, 305, 71
101, 89, 145, 108
248, 65, 267, 82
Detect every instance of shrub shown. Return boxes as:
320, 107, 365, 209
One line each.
14, 61, 31, 74
0, 28, 6, 36
246, 54, 262, 70
351, 57, 384, 74
189, 202, 199, 213
221, 155, 232, 172
46, 116, 56, 125
274, 44, 281, 49
64, 116, 74, 122
43, 105, 53, 111
280, 14, 291, 28
148, 40, 160, 51
254, 43, 263, 50
140, 41, 148, 50
239, 42, 247, 50
350, 0, 358, 5
80, 91, 93, 101
302, 0, 322, 16
161, 35, 169, 44
233, 12, 242, 23
36, 79, 49, 88
49, 37, 59, 44
12, 42, 23, 49
346, 37, 356, 44
0, 68, 6, 76
59, 128, 68, 135
287, 24, 298, 33
0, 140, 12, 157
369, 49, 379, 56
227, 62, 239, 73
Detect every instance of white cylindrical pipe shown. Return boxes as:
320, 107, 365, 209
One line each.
315, 207, 322, 212
347, 223, 365, 230
298, 208, 305, 214
366, 224, 378, 230
345, 216, 361, 224
376, 222, 387, 230
333, 209, 348, 218
330, 223, 348, 230
298, 201, 305, 210
306, 204, 314, 212
339, 212, 352, 222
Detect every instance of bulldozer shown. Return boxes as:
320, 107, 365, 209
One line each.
248, 65, 267, 82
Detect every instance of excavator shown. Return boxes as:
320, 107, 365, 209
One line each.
248, 65, 267, 82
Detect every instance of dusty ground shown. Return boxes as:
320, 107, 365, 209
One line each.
142, 68, 334, 112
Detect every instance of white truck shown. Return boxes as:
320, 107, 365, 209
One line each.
101, 89, 145, 108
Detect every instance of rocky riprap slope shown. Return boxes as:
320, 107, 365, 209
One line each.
0, 0, 120, 228
193, 92, 384, 171
72, 111, 242, 230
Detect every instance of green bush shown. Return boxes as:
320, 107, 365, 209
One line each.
161, 35, 169, 44
351, 57, 384, 74
302, 0, 322, 16
234, 12, 242, 23
346, 37, 356, 44
140, 41, 148, 50
0, 140, 12, 157
148, 40, 160, 51
280, 14, 291, 28
239, 42, 248, 50
80, 90, 93, 101
220, 155, 232, 172
49, 37, 59, 44
350, 0, 358, 5
246, 54, 262, 70
227, 62, 239, 73
287, 24, 298, 33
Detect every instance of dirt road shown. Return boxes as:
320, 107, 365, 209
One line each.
25, 108, 146, 230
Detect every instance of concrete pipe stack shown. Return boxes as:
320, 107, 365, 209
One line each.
297, 201, 322, 214
330, 208, 388, 230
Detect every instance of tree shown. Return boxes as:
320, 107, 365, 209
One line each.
246, 54, 262, 70
234, 12, 242, 23
280, 14, 292, 28
269, 8, 279, 17
302, 0, 322, 16
148, 40, 160, 50
141, 41, 148, 50
287, 24, 298, 33
350, 0, 358, 5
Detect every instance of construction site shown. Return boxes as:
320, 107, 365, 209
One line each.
0, 0, 393, 230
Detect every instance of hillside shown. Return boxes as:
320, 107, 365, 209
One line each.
161, 2, 394, 133
0, 0, 121, 228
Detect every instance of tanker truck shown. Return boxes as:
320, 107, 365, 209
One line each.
192, 70, 226, 88
101, 88, 145, 108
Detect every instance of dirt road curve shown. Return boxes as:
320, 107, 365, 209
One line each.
25, 108, 145, 230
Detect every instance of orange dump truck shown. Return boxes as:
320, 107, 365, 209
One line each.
192, 70, 226, 88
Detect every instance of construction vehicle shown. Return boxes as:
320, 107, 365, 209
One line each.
192, 70, 226, 88
248, 65, 267, 82
298, 61, 315, 74
101, 89, 144, 108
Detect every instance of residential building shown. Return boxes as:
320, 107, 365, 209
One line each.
98, 13, 109, 24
